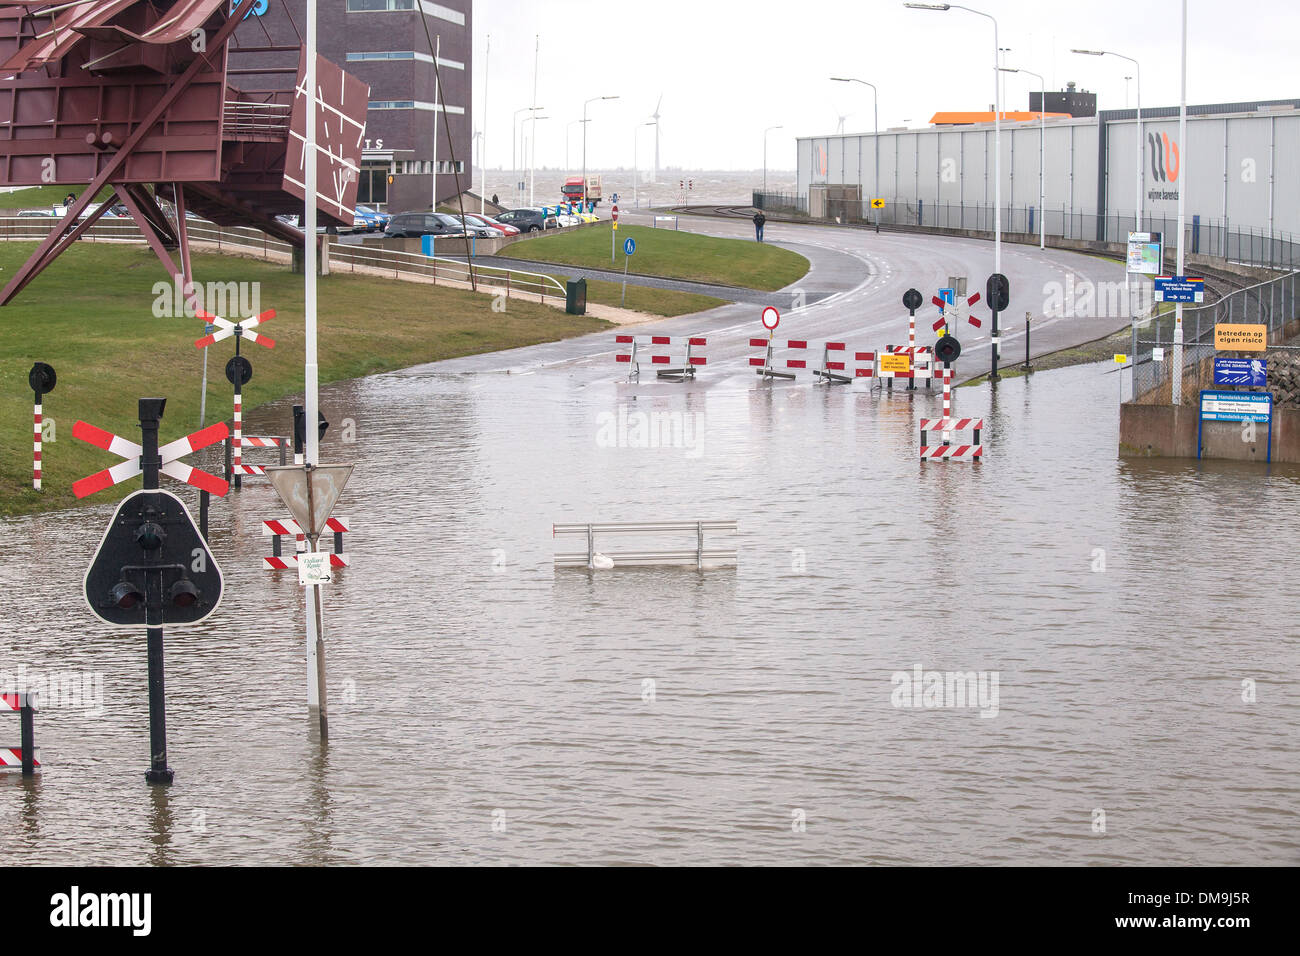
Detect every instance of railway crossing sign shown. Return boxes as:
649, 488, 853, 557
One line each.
193, 309, 276, 350
226, 355, 253, 386
72, 418, 230, 498
932, 290, 983, 332
29, 362, 56, 491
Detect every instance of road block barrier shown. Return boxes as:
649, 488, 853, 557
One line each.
752, 339, 877, 382
553, 520, 738, 570
615, 334, 707, 381
919, 367, 984, 461
1, 691, 39, 774
262, 516, 349, 569
227, 434, 288, 478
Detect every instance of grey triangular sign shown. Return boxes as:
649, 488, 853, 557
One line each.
264, 464, 354, 538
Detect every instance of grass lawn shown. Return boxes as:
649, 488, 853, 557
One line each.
0, 184, 116, 209
0, 242, 609, 516
497, 224, 809, 292
484, 266, 726, 316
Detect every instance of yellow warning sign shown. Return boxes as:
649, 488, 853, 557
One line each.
880, 353, 911, 373
1114, 354, 1128, 364
871, 198, 886, 209
1214, 323, 1267, 351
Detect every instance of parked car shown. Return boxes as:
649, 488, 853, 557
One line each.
442, 213, 499, 239
17, 208, 55, 217
76, 202, 129, 219
383, 212, 467, 239
352, 204, 390, 233
463, 213, 518, 237
494, 207, 558, 233
576, 212, 600, 224
555, 213, 581, 228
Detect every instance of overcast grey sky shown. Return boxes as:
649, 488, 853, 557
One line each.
472, 0, 1300, 171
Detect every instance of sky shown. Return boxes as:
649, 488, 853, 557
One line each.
473, 0, 1300, 171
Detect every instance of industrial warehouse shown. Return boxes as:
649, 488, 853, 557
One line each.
794, 95, 1300, 244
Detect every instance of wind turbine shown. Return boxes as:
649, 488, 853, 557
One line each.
835, 110, 854, 134
651, 94, 662, 183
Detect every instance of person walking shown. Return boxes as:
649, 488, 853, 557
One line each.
753, 210, 766, 243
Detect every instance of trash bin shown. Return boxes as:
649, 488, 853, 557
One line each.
566, 278, 587, 316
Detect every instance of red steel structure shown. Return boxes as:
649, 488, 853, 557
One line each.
0, 1, 368, 305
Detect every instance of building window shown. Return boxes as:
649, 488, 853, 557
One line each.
346, 0, 416, 11
348, 51, 416, 61
346, 51, 465, 69
369, 100, 416, 110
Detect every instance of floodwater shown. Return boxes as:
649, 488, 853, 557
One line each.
1, 352, 1298, 865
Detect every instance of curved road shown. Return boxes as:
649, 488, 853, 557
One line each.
424, 209, 1132, 385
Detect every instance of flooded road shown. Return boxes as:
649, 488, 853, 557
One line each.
2, 349, 1297, 865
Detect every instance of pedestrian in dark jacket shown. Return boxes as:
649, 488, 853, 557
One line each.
753, 211, 766, 242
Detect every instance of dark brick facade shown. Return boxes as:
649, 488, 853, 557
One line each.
228, 0, 472, 211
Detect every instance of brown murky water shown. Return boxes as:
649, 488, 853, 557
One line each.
2, 355, 1297, 865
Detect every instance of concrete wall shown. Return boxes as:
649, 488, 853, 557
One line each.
1120, 403, 1300, 463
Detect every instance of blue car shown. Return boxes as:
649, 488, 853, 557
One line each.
352, 205, 390, 233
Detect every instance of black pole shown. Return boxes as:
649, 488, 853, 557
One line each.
199, 489, 209, 541
293, 404, 305, 464
991, 309, 1000, 383
19, 695, 35, 777
1023, 313, 1032, 372
138, 398, 174, 785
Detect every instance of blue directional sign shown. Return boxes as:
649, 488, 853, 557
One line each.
1154, 275, 1205, 303
1214, 358, 1267, 388
937, 288, 955, 310
1199, 389, 1271, 423
624, 237, 636, 256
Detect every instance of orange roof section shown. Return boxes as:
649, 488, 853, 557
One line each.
929, 111, 1072, 125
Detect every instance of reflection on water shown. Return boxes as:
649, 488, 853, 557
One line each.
1, 360, 1297, 865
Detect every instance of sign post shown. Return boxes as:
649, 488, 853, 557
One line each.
28, 362, 56, 491
621, 236, 636, 307
985, 273, 1010, 383
194, 308, 276, 489
1127, 232, 1163, 361
77, 398, 228, 783
611, 204, 619, 262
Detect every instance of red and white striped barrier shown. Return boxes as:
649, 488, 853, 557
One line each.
879, 344, 936, 385
919, 368, 984, 461
614, 334, 707, 380
1, 691, 40, 772
228, 435, 288, 478
241, 436, 281, 448
33, 402, 43, 491
751, 339, 877, 382
72, 420, 230, 498
262, 517, 349, 569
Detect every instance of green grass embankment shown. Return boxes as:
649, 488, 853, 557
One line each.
498, 223, 810, 292
0, 242, 608, 516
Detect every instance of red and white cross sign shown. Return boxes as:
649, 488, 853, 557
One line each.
932, 292, 983, 332
71, 421, 230, 499
193, 309, 277, 350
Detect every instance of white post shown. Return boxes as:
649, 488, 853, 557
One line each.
304, 0, 324, 731
431, 34, 440, 210
529, 34, 539, 206
481, 33, 488, 214
1172, 0, 1187, 405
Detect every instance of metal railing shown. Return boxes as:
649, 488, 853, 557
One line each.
753, 192, 1300, 272
553, 520, 739, 570
0, 216, 567, 304
1131, 270, 1300, 404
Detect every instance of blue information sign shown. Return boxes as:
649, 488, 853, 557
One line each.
1154, 275, 1205, 303
624, 237, 636, 256
1214, 358, 1267, 388
1199, 390, 1273, 461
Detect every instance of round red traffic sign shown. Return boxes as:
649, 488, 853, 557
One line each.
761, 306, 780, 331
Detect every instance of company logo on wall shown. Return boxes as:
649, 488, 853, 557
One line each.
1148, 131, 1180, 201
816, 145, 828, 178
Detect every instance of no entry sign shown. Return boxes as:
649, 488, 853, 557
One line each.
761, 307, 780, 331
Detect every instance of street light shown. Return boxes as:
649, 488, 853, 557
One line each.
763, 125, 783, 196
1073, 47, 1144, 375
831, 76, 880, 233
999, 66, 1045, 250
582, 95, 619, 207
906, 1, 1003, 382
566, 119, 587, 172
1071, 48, 1142, 232
512, 106, 543, 206
634, 121, 655, 208
525, 117, 550, 205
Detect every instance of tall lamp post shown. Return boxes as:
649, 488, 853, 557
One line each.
582, 95, 619, 207
999, 66, 1045, 250
528, 114, 550, 207
566, 119, 587, 172
1073, 47, 1143, 370
762, 125, 783, 196
906, 2, 1002, 382
481, 33, 489, 214
830, 76, 879, 232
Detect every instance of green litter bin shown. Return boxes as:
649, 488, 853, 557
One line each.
566, 278, 587, 316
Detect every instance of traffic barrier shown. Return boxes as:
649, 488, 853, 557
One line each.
262, 516, 349, 569
226, 434, 288, 478
614, 334, 707, 381
653, 216, 679, 230
553, 520, 738, 570
752, 339, 876, 382
1, 691, 40, 775
919, 368, 984, 461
